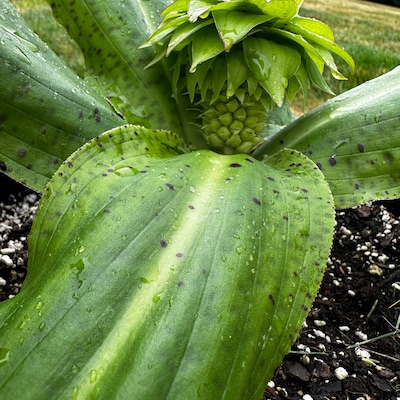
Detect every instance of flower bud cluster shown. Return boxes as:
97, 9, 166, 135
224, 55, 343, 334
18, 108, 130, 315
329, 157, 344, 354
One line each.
202, 93, 267, 154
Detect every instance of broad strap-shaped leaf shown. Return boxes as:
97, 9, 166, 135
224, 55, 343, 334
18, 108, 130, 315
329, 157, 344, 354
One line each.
0, 0, 124, 192
254, 66, 400, 208
46, 0, 203, 147
0, 125, 334, 399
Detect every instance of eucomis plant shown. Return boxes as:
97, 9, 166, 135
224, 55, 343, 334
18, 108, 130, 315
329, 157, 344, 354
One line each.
0, 0, 399, 399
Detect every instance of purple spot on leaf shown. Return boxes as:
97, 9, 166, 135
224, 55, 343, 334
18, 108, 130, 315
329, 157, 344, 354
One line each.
329, 156, 337, 166
160, 240, 168, 248
17, 148, 27, 158
268, 294, 276, 305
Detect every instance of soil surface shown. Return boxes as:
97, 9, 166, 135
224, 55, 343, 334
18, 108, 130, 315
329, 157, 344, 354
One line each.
1, 177, 399, 400
265, 203, 400, 400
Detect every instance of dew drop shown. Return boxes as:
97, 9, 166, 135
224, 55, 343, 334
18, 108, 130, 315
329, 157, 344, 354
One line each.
36, 301, 44, 310
114, 166, 139, 177
0, 348, 10, 366
236, 245, 246, 255
71, 364, 81, 374
152, 294, 161, 303
89, 369, 97, 383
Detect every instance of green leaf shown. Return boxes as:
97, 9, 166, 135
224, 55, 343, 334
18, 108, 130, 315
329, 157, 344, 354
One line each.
0, 126, 334, 399
0, 0, 123, 192
305, 56, 335, 94
243, 37, 301, 106
190, 25, 225, 72
142, 15, 189, 49
226, 51, 251, 97
312, 44, 348, 81
212, 10, 274, 50
287, 16, 355, 73
246, 0, 300, 20
211, 57, 228, 101
47, 0, 194, 137
167, 18, 213, 54
262, 26, 326, 74
253, 66, 400, 208
211, 0, 300, 22
188, 0, 214, 22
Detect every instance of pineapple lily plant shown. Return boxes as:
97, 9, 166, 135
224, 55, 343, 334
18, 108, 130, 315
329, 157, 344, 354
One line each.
0, 0, 400, 398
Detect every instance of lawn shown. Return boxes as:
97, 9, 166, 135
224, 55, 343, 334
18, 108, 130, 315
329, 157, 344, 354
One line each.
297, 0, 400, 109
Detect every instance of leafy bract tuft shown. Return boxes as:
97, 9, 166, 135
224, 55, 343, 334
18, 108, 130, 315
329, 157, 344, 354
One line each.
142, 0, 354, 107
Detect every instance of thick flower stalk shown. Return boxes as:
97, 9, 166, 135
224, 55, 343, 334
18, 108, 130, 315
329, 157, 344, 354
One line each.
142, 0, 354, 154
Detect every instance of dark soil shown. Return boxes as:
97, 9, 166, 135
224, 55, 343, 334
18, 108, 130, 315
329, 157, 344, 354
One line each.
266, 202, 400, 400
1, 176, 399, 400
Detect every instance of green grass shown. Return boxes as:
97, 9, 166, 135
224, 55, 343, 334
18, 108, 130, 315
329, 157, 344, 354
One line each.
9, 0, 400, 112
295, 0, 400, 110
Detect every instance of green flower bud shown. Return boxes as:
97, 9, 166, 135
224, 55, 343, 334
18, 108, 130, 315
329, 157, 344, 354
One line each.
230, 120, 244, 134
226, 99, 240, 113
208, 133, 225, 150
217, 126, 232, 141
233, 108, 247, 122
225, 134, 242, 149
219, 112, 233, 126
